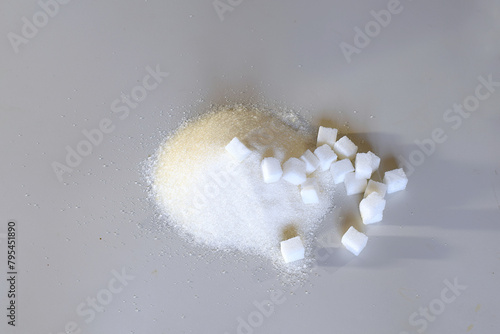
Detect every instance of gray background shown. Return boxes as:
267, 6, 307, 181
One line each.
1, 0, 499, 333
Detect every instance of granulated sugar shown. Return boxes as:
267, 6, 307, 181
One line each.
151, 105, 337, 268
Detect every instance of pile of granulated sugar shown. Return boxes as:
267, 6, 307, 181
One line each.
151, 105, 337, 268
151, 105, 408, 270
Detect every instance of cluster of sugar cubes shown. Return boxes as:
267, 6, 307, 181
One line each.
225, 124, 408, 264
338, 140, 408, 257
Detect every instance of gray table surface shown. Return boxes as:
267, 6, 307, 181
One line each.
1, 0, 499, 333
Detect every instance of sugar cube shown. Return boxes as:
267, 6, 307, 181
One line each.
355, 151, 380, 179
341, 226, 368, 256
364, 179, 388, 198
367, 151, 381, 171
333, 136, 358, 160
317, 126, 338, 147
280, 236, 305, 263
355, 153, 372, 179
261, 157, 282, 183
282, 158, 307, 185
225, 137, 252, 162
344, 172, 367, 195
300, 149, 320, 174
384, 168, 408, 194
330, 159, 355, 184
300, 179, 319, 204
359, 192, 386, 224
314, 144, 338, 171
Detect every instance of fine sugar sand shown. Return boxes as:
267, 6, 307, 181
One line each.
151, 105, 337, 271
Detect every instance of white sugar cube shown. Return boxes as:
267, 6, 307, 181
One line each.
317, 126, 338, 147
355, 151, 380, 179
300, 149, 320, 174
300, 179, 319, 204
360, 192, 386, 224
344, 172, 367, 195
355, 153, 372, 179
333, 136, 358, 160
261, 157, 282, 183
225, 137, 252, 162
282, 158, 307, 185
384, 168, 408, 194
314, 144, 338, 171
367, 151, 381, 171
364, 179, 388, 198
341, 226, 368, 256
330, 159, 355, 184
280, 236, 305, 263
